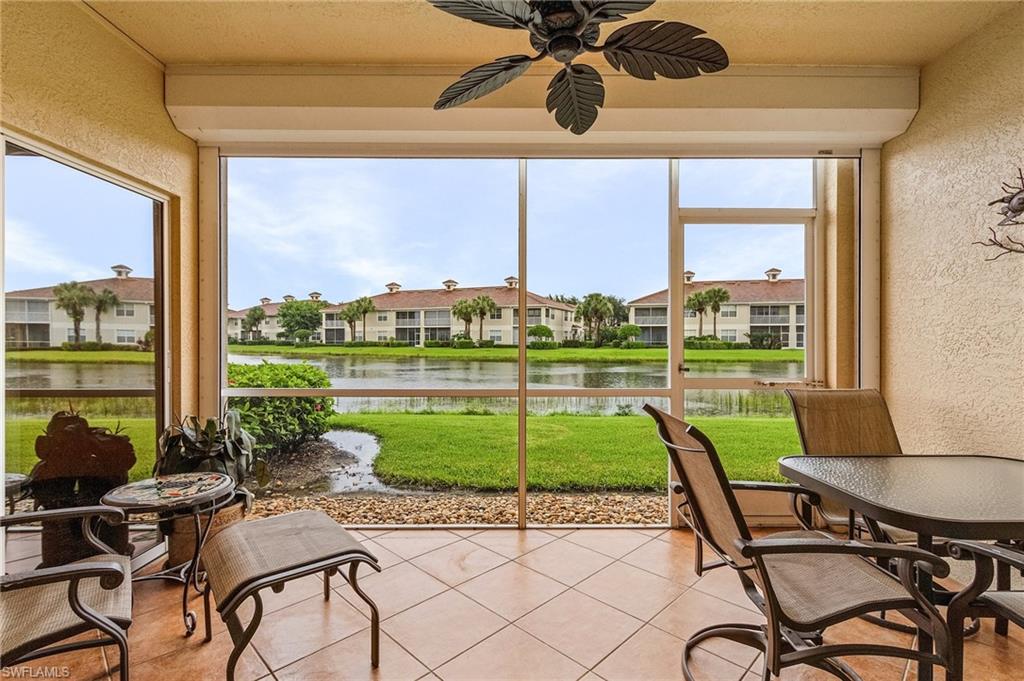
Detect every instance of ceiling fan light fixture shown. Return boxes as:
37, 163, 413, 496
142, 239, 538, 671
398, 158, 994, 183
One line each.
428, 0, 728, 135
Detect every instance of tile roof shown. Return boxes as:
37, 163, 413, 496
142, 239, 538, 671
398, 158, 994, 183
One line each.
6, 276, 154, 302
233, 285, 574, 317
628, 278, 804, 305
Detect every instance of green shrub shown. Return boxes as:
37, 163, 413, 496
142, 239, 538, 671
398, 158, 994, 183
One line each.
453, 339, 475, 349
620, 341, 646, 349
225, 362, 333, 461
526, 324, 553, 340
528, 340, 558, 350
423, 340, 448, 348
476, 339, 495, 348
560, 339, 583, 348
583, 341, 596, 348
388, 339, 408, 347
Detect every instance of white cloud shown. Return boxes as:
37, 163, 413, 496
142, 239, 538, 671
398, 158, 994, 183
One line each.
4, 217, 109, 286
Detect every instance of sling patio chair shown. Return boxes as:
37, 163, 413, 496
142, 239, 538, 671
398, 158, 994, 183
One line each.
1, 506, 131, 681
946, 540, 1024, 681
644, 404, 952, 681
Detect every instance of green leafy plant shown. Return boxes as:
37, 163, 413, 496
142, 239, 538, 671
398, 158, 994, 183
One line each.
155, 411, 268, 490
226, 362, 334, 460
277, 299, 326, 340
527, 324, 553, 340
617, 323, 642, 342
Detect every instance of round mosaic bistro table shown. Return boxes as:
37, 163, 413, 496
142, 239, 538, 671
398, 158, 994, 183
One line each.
5, 472, 29, 513
102, 472, 236, 635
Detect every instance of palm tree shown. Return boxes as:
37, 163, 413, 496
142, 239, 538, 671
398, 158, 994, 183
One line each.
472, 295, 498, 341
243, 306, 266, 340
53, 281, 95, 344
702, 287, 731, 338
353, 296, 376, 341
339, 304, 360, 342
685, 291, 709, 337
91, 288, 120, 344
451, 298, 475, 337
578, 293, 613, 346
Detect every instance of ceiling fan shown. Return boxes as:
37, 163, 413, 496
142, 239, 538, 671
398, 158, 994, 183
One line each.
428, 0, 729, 135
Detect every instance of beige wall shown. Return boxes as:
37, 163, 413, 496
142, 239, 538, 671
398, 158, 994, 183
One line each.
880, 6, 1024, 455
1, 1, 199, 415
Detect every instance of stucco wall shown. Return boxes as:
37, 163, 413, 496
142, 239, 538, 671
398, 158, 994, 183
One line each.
880, 5, 1023, 455
1, 1, 199, 415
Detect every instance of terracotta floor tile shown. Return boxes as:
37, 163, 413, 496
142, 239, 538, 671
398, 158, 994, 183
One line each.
594, 625, 747, 681
3, 535, 43, 561
275, 630, 428, 681
620, 535, 700, 586
449, 528, 486, 537
127, 630, 268, 681
457, 561, 567, 620
411, 539, 508, 586
467, 529, 559, 558
358, 529, 393, 538
649, 589, 763, 667
690, 564, 761, 613
339, 561, 448, 619
126, 589, 224, 665
515, 590, 644, 668
251, 593, 370, 670
383, 590, 506, 669
564, 529, 653, 559
907, 633, 1024, 681
361, 537, 407, 569
3, 632, 110, 681
576, 561, 687, 620
539, 529, 575, 537
373, 530, 460, 560
656, 528, 698, 548
436, 625, 586, 680
515, 539, 614, 586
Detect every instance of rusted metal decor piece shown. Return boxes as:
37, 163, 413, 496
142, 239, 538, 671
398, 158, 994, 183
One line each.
428, 0, 728, 134
974, 167, 1024, 260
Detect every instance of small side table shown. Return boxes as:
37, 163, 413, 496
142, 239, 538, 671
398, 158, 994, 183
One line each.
5, 473, 30, 514
102, 472, 236, 636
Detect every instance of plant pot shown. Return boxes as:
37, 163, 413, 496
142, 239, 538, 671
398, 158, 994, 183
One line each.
164, 493, 246, 569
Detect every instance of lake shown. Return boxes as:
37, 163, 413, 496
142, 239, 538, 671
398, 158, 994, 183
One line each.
7, 353, 804, 416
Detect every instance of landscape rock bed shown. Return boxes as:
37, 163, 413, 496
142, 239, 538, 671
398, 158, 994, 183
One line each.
251, 491, 667, 525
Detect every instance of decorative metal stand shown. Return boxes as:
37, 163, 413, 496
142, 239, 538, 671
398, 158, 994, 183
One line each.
102, 472, 236, 636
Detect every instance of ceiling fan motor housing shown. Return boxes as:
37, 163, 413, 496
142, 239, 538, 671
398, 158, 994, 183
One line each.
547, 33, 584, 63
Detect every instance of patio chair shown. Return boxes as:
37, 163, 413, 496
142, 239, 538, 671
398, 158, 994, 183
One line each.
946, 540, 1024, 681
644, 404, 952, 681
785, 388, 920, 544
1, 506, 131, 681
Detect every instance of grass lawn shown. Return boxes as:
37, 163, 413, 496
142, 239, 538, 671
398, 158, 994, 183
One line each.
327, 412, 798, 491
6, 418, 156, 482
6, 349, 155, 364
228, 344, 803, 364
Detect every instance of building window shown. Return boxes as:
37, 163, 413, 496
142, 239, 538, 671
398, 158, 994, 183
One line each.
116, 329, 136, 344
115, 303, 135, 317
720, 305, 737, 318
684, 309, 696, 318
377, 332, 389, 342
490, 309, 502, 320
67, 328, 89, 342
377, 312, 388, 322
424, 309, 450, 326
489, 330, 502, 343
719, 329, 737, 342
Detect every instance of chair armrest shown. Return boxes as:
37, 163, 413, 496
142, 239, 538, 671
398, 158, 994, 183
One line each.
736, 537, 950, 577
1, 560, 127, 592
0, 505, 125, 528
729, 481, 821, 504
947, 540, 1024, 571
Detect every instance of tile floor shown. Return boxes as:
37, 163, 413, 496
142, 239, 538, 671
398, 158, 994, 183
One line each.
3, 527, 1021, 681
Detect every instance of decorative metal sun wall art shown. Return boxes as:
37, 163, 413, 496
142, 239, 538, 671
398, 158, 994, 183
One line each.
974, 168, 1024, 260
428, 0, 729, 135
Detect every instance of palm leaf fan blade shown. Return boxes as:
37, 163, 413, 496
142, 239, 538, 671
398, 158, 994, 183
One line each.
427, 0, 533, 29
434, 55, 534, 110
603, 20, 728, 80
545, 64, 605, 135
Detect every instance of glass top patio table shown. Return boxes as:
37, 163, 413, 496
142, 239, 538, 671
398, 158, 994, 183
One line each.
778, 455, 1024, 541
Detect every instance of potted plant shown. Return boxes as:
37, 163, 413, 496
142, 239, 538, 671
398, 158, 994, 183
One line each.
154, 411, 268, 566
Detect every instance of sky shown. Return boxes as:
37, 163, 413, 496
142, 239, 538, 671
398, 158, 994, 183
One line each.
3, 149, 813, 309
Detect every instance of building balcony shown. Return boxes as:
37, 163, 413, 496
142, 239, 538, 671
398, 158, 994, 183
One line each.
323, 319, 344, 328
395, 318, 420, 327
750, 315, 791, 325
6, 312, 50, 323
635, 316, 668, 326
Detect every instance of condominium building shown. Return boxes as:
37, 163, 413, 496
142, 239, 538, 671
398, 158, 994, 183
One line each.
229, 277, 579, 346
226, 291, 327, 342
627, 268, 805, 348
5, 265, 155, 348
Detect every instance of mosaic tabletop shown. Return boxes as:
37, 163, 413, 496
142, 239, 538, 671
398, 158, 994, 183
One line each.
102, 472, 234, 513
5, 473, 28, 491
